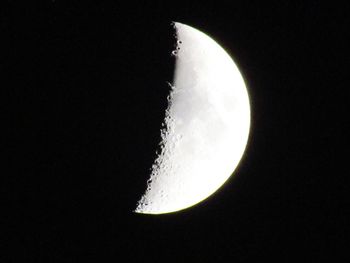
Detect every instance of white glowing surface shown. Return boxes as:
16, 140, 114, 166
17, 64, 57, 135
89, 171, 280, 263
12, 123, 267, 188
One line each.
135, 22, 250, 214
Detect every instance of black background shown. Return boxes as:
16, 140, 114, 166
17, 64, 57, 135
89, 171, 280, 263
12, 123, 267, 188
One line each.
2, 1, 347, 262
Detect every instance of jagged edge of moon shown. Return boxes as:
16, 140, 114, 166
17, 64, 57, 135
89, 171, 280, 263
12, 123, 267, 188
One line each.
134, 24, 181, 213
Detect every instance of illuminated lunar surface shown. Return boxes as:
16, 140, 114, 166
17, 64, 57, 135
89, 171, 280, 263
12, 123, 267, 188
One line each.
135, 22, 250, 214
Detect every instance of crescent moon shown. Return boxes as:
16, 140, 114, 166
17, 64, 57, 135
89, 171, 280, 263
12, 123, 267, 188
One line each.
135, 22, 251, 214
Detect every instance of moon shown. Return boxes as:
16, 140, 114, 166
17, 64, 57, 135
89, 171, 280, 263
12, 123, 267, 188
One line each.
135, 22, 250, 214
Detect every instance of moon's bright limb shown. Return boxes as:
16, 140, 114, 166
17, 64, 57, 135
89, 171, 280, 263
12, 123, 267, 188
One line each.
135, 22, 250, 214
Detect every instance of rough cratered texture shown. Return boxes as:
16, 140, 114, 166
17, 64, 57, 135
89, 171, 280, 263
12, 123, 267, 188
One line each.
135, 22, 250, 214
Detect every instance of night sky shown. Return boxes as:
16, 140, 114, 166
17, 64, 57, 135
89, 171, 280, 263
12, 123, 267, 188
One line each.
2, 1, 347, 262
